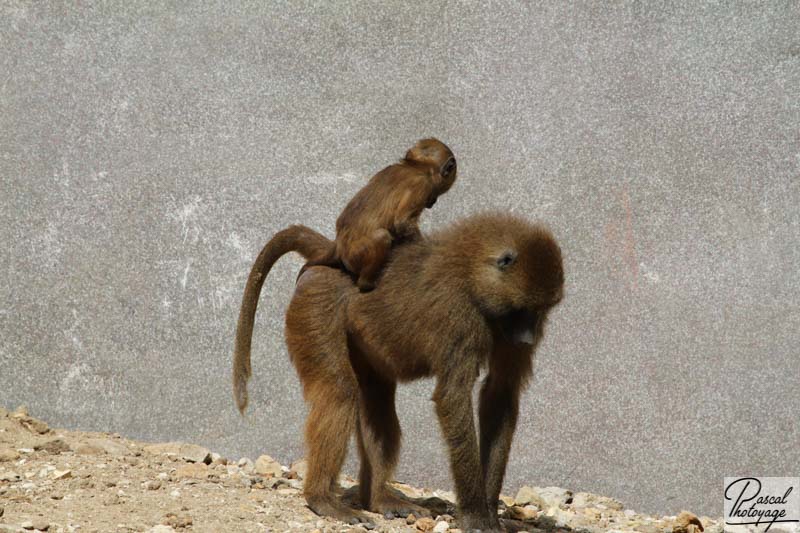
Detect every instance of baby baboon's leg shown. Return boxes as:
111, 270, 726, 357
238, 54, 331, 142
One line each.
350, 229, 392, 292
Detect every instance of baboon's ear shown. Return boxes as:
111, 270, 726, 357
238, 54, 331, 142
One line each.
495, 249, 518, 270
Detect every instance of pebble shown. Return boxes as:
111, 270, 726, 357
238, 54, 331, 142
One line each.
572, 491, 624, 511
143, 443, 211, 464
0, 449, 20, 463
433, 520, 449, 532
75, 438, 130, 457
52, 469, 72, 480
415, 517, 436, 531
0, 472, 20, 482
674, 510, 704, 533
290, 458, 307, 479
237, 458, 254, 474
18, 417, 49, 435
162, 512, 192, 529
146, 526, 175, 533
34, 439, 71, 455
172, 463, 209, 480
254, 455, 282, 477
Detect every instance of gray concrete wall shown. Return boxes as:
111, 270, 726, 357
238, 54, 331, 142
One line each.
2, 2, 798, 517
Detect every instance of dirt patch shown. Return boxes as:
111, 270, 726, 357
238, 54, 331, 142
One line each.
0, 406, 721, 533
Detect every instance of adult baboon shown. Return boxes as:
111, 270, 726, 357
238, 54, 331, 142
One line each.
233, 213, 564, 532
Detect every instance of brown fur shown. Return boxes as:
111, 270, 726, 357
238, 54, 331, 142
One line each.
232, 213, 564, 532
308, 138, 457, 291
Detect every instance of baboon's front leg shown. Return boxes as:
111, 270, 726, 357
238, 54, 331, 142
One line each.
433, 376, 502, 532
479, 339, 534, 516
479, 372, 520, 516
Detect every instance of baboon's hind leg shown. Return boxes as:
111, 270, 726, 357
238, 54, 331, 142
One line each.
286, 271, 374, 527
351, 349, 430, 519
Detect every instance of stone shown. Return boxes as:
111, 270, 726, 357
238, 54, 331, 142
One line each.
162, 512, 192, 529
34, 439, 71, 454
144, 480, 162, 490
52, 469, 72, 480
515, 486, 538, 506
173, 463, 209, 480
0, 472, 20, 482
504, 505, 539, 521
571, 492, 624, 511
290, 458, 307, 479
210, 453, 226, 465
415, 517, 436, 531
515, 485, 572, 508
0, 449, 20, 463
143, 443, 211, 464
406, 514, 417, 524
75, 438, 131, 457
674, 511, 704, 533
11, 406, 28, 418
254, 454, 282, 477
18, 417, 49, 435
146, 527, 175, 533
433, 521, 449, 532
19, 523, 33, 531
237, 458, 254, 474
499, 494, 515, 507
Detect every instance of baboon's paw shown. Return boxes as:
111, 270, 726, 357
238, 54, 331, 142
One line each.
307, 495, 375, 528
373, 492, 431, 519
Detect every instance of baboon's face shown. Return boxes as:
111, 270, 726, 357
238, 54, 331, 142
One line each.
472, 231, 564, 318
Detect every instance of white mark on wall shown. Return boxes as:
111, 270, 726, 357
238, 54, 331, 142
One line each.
306, 172, 360, 196
307, 172, 359, 185
180, 260, 192, 289
30, 222, 63, 270
169, 196, 204, 244
226, 232, 252, 263
640, 263, 661, 284
60, 362, 88, 391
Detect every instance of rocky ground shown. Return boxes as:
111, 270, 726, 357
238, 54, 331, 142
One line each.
0, 406, 721, 533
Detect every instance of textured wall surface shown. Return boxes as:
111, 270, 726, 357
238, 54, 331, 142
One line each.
2, 2, 798, 517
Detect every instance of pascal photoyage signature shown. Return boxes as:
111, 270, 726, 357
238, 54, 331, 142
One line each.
725, 478, 797, 531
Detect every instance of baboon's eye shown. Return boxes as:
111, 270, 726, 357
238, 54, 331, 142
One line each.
441, 157, 456, 177
496, 250, 517, 270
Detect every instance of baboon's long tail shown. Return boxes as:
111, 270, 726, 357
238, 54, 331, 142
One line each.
233, 224, 335, 414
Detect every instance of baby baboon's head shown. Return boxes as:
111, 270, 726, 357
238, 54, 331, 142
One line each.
405, 138, 457, 195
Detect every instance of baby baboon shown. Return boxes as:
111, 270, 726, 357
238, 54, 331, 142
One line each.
233, 213, 564, 532
310, 138, 457, 291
